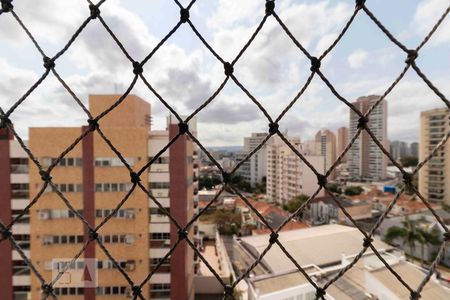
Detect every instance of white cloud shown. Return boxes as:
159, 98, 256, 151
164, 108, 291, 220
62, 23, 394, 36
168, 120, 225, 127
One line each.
348, 49, 368, 69
412, 0, 450, 46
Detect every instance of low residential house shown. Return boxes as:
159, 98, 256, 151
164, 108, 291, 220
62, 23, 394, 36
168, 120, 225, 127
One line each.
306, 195, 372, 225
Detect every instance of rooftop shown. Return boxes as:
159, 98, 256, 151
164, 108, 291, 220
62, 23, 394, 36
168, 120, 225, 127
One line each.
239, 224, 391, 273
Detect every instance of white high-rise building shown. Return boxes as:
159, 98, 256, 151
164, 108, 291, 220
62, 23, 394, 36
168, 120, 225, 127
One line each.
348, 95, 388, 181
266, 135, 325, 205
237, 133, 268, 187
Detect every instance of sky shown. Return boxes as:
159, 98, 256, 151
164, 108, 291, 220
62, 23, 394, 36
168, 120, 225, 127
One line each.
0, 0, 449, 146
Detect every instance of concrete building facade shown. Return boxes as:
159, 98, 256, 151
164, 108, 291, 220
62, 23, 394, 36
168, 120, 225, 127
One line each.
8, 95, 198, 300
315, 129, 336, 179
0, 129, 31, 300
266, 136, 325, 205
336, 126, 349, 162
419, 107, 450, 204
236, 133, 268, 187
348, 95, 388, 181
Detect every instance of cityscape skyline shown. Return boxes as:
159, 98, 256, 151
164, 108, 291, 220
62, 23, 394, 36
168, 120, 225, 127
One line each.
1, 1, 449, 299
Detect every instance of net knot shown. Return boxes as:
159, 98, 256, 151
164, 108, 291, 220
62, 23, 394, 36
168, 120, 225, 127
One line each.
88, 229, 98, 241
39, 170, 52, 182
363, 237, 373, 247
405, 49, 418, 64
224, 62, 234, 76
316, 287, 326, 298
224, 285, 233, 296
355, 0, 366, 9
1, 0, 13, 12
403, 172, 413, 186
357, 116, 369, 129
269, 232, 279, 244
132, 285, 142, 297
178, 122, 188, 134
1, 228, 12, 239
89, 4, 100, 19
0, 115, 11, 128
43, 56, 55, 69
410, 291, 421, 300
265, 1, 275, 15
268, 122, 279, 135
87, 118, 99, 131
222, 172, 231, 184
444, 232, 450, 242
180, 8, 190, 23
317, 174, 327, 187
132, 61, 143, 75
41, 284, 53, 295
130, 171, 141, 184
310, 57, 321, 72
178, 229, 187, 240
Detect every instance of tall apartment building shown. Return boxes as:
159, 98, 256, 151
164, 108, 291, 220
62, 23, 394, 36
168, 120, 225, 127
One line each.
236, 133, 268, 187
266, 136, 325, 205
348, 95, 388, 181
0, 129, 31, 300
390, 140, 409, 161
314, 129, 336, 179
15, 94, 196, 300
419, 108, 450, 204
410, 142, 419, 158
336, 126, 349, 162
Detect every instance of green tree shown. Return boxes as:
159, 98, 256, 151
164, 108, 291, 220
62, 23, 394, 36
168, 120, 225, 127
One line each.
385, 217, 441, 263
212, 209, 242, 235
283, 194, 309, 213
344, 186, 364, 196
400, 156, 419, 167
327, 183, 342, 194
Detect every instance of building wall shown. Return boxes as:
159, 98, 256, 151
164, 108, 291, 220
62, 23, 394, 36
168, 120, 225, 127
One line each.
348, 96, 388, 181
29, 95, 151, 299
243, 133, 268, 187
315, 129, 336, 179
336, 127, 349, 162
267, 136, 324, 205
419, 108, 450, 204
0, 128, 14, 300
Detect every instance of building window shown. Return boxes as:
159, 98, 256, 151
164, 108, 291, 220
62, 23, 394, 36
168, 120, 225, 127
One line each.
95, 183, 133, 192
150, 232, 170, 240
42, 235, 84, 245
11, 183, 29, 199
95, 208, 135, 219
94, 157, 135, 167
149, 182, 170, 189
10, 158, 28, 174
40, 157, 82, 168
44, 184, 83, 193
95, 286, 128, 296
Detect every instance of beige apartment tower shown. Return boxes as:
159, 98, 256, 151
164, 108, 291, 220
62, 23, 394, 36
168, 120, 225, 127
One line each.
314, 129, 336, 179
419, 108, 450, 204
28, 95, 196, 299
348, 96, 388, 181
336, 126, 349, 162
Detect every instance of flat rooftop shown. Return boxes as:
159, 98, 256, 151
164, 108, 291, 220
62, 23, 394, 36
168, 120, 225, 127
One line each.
239, 224, 391, 273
